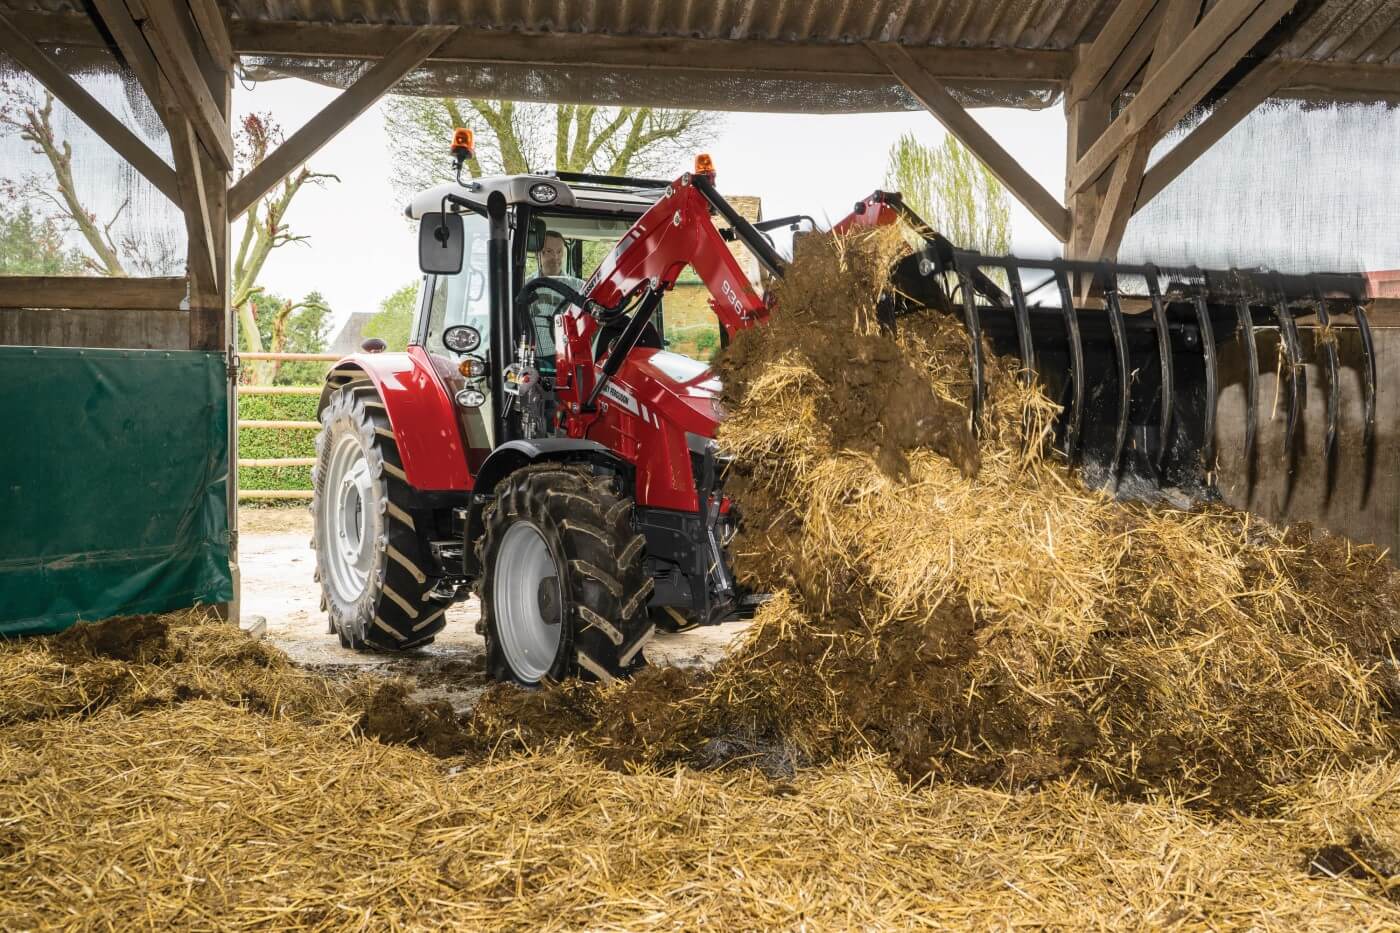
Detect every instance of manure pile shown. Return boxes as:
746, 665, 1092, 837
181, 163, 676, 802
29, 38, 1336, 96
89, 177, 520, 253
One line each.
3, 229, 1400, 927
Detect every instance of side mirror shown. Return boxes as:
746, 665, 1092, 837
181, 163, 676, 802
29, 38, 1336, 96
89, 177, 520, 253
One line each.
419, 212, 464, 274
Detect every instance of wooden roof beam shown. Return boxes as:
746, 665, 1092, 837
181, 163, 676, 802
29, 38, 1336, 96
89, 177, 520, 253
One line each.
865, 42, 1070, 242
229, 25, 456, 219
1084, 0, 1203, 263
0, 9, 179, 204
1067, 0, 1160, 106
1068, 0, 1296, 197
1134, 59, 1302, 211
138, 0, 235, 170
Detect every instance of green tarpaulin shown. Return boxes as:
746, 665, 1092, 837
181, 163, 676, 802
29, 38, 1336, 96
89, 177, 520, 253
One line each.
0, 347, 232, 635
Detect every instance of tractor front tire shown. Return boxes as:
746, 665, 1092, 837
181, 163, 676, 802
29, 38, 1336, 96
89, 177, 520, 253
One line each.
311, 385, 449, 651
479, 465, 655, 686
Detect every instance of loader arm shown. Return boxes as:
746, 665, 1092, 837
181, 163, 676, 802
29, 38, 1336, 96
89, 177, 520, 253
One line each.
578, 171, 774, 340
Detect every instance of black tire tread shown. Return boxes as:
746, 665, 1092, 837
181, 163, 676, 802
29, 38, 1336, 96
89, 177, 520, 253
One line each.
479, 464, 652, 684
312, 384, 449, 651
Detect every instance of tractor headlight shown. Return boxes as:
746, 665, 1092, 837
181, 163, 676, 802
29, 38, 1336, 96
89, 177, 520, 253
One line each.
528, 183, 558, 204
443, 324, 481, 353
455, 388, 486, 409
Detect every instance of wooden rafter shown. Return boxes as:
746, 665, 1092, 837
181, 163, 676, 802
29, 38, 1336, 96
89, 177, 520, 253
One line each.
1084, 0, 1202, 263
1068, 0, 1296, 196
865, 42, 1071, 242
88, 0, 164, 112
0, 9, 179, 203
1134, 59, 1303, 211
1066, 0, 1160, 106
138, 0, 235, 170
187, 0, 234, 67
228, 25, 457, 219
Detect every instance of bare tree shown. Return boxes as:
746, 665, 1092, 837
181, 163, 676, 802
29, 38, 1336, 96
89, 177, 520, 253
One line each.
0, 89, 129, 276
384, 97, 718, 200
229, 112, 337, 379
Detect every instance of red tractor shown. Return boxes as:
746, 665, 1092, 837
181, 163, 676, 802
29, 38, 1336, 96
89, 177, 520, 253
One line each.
312, 133, 1376, 686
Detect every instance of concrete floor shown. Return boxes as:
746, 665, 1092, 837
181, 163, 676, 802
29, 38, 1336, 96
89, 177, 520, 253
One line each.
237, 508, 745, 709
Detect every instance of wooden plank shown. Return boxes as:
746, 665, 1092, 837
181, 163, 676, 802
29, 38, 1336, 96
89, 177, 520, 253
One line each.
239, 489, 313, 500
232, 20, 1072, 82
138, 0, 235, 170
238, 420, 321, 430
187, 0, 234, 65
0, 307, 190, 350
1068, 0, 1293, 195
237, 385, 323, 395
1085, 0, 1201, 262
238, 457, 316, 467
865, 42, 1070, 242
1135, 60, 1299, 211
168, 113, 219, 293
0, 276, 186, 310
1148, 0, 1300, 138
0, 10, 180, 203
1067, 0, 1160, 106
229, 25, 456, 219
88, 0, 165, 114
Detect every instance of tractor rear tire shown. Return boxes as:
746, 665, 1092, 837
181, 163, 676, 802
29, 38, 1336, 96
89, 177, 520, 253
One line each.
311, 385, 450, 651
478, 465, 655, 686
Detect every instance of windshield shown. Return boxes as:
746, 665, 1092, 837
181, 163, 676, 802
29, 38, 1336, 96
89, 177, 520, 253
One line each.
523, 210, 724, 365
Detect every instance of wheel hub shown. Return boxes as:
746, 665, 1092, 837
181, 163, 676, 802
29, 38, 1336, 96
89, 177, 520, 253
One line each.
318, 432, 376, 607
493, 522, 564, 683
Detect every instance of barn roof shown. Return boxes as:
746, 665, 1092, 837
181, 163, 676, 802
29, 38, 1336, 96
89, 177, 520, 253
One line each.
5, 0, 1397, 111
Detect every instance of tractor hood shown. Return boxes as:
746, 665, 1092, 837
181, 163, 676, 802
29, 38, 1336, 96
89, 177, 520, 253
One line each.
614, 348, 724, 437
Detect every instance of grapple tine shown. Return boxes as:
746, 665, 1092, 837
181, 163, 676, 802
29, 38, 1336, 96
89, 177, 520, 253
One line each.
1145, 269, 1174, 469
1310, 284, 1341, 461
1053, 268, 1085, 463
1353, 298, 1377, 451
1104, 278, 1131, 487
1236, 300, 1259, 469
956, 267, 985, 432
1192, 292, 1218, 471
1274, 288, 1304, 461
1007, 265, 1034, 387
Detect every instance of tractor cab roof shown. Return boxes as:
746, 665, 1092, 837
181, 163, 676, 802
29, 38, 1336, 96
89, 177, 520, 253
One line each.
405, 172, 664, 222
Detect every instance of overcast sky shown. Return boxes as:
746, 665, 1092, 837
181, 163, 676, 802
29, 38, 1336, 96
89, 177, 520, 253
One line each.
234, 78, 1068, 332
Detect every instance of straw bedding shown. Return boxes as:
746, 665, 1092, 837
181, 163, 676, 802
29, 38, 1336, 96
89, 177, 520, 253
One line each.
2, 229, 1399, 926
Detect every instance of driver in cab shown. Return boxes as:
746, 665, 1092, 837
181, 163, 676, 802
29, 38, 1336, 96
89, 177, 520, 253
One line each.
527, 230, 585, 364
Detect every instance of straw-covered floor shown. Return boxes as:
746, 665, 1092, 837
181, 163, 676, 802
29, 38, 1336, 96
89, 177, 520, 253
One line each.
3, 229, 1398, 927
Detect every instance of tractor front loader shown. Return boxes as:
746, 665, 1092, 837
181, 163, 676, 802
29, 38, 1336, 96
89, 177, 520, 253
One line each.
310, 133, 1379, 687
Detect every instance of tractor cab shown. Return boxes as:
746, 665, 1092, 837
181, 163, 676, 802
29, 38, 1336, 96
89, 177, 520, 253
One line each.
406, 171, 707, 453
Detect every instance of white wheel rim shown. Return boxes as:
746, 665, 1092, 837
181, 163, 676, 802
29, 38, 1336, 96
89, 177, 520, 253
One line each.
320, 431, 376, 605
494, 521, 564, 683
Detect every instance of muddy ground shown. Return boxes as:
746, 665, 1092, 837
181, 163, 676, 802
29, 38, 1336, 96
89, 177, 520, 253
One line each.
238, 507, 746, 710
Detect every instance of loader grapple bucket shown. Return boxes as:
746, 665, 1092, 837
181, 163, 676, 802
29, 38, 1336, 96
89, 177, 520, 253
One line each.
923, 251, 1377, 502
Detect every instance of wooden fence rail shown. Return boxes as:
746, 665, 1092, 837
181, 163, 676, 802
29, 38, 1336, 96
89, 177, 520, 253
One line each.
237, 357, 331, 500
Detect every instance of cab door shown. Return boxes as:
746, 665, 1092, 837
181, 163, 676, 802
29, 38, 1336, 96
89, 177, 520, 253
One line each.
414, 211, 495, 475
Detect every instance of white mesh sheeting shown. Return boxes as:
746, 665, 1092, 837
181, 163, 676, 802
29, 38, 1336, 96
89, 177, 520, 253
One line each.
1120, 100, 1400, 276
0, 48, 185, 278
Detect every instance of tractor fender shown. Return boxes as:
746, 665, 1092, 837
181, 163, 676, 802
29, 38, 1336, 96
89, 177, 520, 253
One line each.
462, 439, 628, 577
471, 439, 626, 499
317, 346, 471, 492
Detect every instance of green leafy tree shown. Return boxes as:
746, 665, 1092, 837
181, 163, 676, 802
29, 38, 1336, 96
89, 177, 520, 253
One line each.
362, 282, 418, 352
249, 289, 332, 384
884, 133, 1011, 256
384, 99, 719, 199
0, 203, 86, 275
